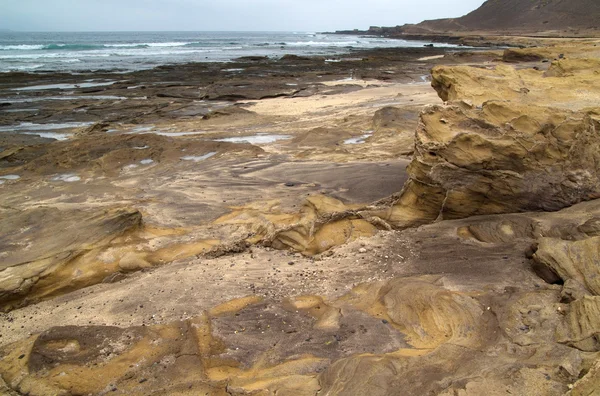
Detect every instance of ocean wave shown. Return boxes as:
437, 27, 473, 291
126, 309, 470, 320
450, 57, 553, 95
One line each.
146, 42, 190, 47
0, 44, 45, 50
104, 43, 151, 48
285, 40, 361, 47
43, 44, 106, 50
0, 42, 193, 51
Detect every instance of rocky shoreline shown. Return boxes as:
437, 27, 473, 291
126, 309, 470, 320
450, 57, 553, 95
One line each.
1, 36, 600, 395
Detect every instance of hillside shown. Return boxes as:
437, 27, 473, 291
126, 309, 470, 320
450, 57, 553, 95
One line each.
418, 0, 600, 33
351, 0, 600, 37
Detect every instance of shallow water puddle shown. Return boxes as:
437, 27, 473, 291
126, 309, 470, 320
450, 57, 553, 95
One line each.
51, 174, 81, 182
0, 108, 39, 113
123, 158, 155, 171
0, 95, 128, 103
0, 122, 94, 132
181, 152, 217, 162
12, 80, 118, 91
343, 131, 373, 145
214, 134, 291, 144
0, 175, 20, 184
0, 121, 95, 141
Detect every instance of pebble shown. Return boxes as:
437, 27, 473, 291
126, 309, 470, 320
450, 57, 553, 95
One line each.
358, 248, 367, 253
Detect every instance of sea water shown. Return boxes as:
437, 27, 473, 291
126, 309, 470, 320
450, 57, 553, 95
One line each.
0, 31, 457, 73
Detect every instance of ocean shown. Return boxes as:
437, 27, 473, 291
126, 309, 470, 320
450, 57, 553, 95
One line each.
0, 31, 454, 73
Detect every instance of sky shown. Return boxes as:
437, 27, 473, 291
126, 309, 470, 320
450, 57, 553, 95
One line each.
1, 0, 486, 32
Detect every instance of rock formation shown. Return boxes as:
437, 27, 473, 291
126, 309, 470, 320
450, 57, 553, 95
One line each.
348, 0, 600, 37
412, 0, 600, 35
373, 60, 600, 229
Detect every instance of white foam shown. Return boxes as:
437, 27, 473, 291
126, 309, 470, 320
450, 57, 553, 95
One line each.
0, 175, 20, 180
0, 96, 128, 103
140, 159, 154, 165
286, 40, 360, 47
0, 122, 94, 132
181, 152, 217, 162
123, 164, 139, 171
214, 134, 291, 144
133, 145, 149, 150
22, 132, 71, 140
152, 131, 205, 136
1, 109, 39, 113
0, 44, 45, 50
51, 174, 81, 182
13, 81, 117, 91
344, 132, 373, 145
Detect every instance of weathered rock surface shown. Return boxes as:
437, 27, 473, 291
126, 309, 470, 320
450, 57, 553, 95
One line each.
0, 207, 142, 311
351, 0, 600, 37
216, 194, 378, 255
374, 100, 600, 229
535, 237, 600, 296
431, 59, 600, 109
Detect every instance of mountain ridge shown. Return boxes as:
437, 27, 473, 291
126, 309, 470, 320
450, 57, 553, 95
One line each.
337, 0, 600, 37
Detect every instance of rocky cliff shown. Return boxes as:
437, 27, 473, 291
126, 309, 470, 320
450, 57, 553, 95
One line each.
416, 0, 600, 34
348, 0, 600, 37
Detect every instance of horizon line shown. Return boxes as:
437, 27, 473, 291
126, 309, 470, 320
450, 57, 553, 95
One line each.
0, 29, 348, 34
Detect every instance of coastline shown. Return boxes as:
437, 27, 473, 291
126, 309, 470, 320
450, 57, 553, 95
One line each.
2, 30, 600, 394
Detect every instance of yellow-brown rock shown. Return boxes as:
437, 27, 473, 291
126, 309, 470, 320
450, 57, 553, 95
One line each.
0, 207, 142, 311
534, 237, 600, 295
431, 59, 600, 110
376, 101, 600, 228
216, 195, 378, 255
557, 296, 600, 352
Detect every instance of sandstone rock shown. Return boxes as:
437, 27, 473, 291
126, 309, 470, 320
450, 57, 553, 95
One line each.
431, 60, 600, 109
568, 359, 600, 396
502, 48, 551, 63
382, 278, 496, 349
557, 296, 600, 352
0, 207, 142, 311
371, 106, 420, 155
118, 252, 152, 272
0, 320, 229, 395
318, 355, 400, 396
534, 237, 600, 296
371, 101, 600, 229
562, 279, 593, 304
216, 194, 378, 255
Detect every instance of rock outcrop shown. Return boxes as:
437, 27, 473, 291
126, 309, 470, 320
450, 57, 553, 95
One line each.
0, 207, 142, 311
215, 194, 378, 255
412, 0, 600, 34
431, 59, 600, 109
372, 100, 600, 229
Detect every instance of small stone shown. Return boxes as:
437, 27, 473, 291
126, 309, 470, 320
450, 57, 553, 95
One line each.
358, 248, 367, 253
288, 261, 295, 266
285, 182, 295, 187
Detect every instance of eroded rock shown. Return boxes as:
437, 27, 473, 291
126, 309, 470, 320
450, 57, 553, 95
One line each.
0, 207, 142, 311
431, 59, 600, 110
534, 237, 600, 295
373, 101, 600, 229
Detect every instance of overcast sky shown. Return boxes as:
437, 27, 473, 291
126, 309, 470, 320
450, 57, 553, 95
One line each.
1, 0, 486, 32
